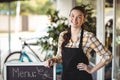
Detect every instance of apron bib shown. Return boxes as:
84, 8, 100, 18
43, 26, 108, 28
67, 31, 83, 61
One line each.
62, 29, 93, 80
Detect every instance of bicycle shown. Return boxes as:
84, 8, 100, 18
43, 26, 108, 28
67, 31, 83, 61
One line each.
4, 37, 47, 63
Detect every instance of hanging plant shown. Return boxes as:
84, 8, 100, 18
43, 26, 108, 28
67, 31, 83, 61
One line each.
37, 8, 68, 60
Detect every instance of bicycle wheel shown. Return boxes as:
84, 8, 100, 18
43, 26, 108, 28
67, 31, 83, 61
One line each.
4, 51, 22, 63
4, 51, 41, 63
2, 51, 21, 80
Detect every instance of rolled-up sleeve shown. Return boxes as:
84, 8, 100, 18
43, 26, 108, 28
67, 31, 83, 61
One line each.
53, 31, 66, 63
89, 33, 112, 65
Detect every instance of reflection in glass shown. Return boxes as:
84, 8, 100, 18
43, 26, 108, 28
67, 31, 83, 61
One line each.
113, 0, 120, 79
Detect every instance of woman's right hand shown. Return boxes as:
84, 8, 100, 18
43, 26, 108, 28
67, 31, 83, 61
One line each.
44, 59, 54, 67
48, 59, 54, 67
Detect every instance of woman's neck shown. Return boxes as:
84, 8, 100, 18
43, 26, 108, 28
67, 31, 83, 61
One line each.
70, 27, 81, 42
71, 27, 81, 36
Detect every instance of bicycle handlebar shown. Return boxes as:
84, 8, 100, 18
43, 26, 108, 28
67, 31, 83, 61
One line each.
19, 37, 40, 41
19, 37, 40, 46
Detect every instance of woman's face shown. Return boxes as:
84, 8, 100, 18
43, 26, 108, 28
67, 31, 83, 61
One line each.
69, 9, 85, 28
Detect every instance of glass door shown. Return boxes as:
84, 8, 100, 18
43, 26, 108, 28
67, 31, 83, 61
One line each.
112, 0, 120, 80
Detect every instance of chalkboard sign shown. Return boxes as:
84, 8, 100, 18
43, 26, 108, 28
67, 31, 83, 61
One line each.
4, 62, 56, 80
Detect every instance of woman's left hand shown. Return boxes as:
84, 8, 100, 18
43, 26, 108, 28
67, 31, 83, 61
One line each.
77, 63, 93, 74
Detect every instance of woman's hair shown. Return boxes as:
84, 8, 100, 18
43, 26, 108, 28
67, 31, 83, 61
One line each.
70, 6, 86, 17
62, 6, 86, 48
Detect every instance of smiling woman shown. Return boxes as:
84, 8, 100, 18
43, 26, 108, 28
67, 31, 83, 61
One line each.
45, 6, 112, 80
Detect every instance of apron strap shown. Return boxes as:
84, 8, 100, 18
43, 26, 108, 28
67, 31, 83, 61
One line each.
79, 28, 84, 48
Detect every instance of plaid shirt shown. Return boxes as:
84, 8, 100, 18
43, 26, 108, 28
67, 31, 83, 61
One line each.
55, 30, 112, 65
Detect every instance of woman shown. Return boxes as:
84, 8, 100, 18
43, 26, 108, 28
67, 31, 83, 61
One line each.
45, 6, 112, 80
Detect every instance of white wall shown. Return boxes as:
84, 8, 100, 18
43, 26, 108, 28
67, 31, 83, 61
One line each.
0, 15, 49, 32
56, 0, 76, 18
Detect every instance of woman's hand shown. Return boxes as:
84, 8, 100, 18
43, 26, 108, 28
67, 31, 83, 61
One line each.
44, 59, 54, 68
77, 63, 93, 74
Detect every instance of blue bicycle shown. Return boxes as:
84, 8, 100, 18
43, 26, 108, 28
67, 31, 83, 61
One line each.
3, 37, 62, 71
4, 37, 47, 63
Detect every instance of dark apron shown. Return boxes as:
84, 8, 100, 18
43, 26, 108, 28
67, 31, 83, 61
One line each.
62, 29, 93, 80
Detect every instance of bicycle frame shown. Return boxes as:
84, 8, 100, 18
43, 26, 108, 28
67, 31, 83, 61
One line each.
19, 51, 32, 62
19, 37, 43, 62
